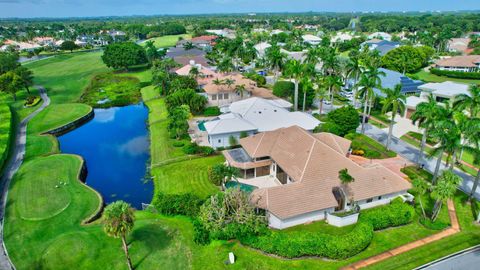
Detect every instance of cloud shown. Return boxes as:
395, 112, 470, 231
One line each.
94, 107, 118, 123
118, 135, 149, 157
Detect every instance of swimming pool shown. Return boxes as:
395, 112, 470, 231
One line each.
225, 181, 257, 193
197, 120, 206, 131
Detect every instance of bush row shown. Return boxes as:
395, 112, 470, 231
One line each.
0, 104, 13, 171
241, 222, 374, 259
430, 68, 480, 79
151, 192, 204, 217
242, 199, 415, 259
182, 142, 215, 155
359, 198, 415, 230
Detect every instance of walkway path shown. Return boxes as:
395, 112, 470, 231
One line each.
361, 123, 480, 200
0, 86, 50, 270
343, 199, 460, 269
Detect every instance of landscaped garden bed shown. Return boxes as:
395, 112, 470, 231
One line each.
346, 133, 397, 159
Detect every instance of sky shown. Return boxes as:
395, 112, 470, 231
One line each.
1, 0, 480, 18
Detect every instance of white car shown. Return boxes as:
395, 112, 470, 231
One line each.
323, 100, 332, 105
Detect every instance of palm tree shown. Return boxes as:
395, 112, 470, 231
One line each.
224, 78, 235, 89
431, 170, 462, 221
300, 77, 313, 111
235, 84, 247, 98
265, 45, 286, 82
284, 59, 304, 111
315, 82, 329, 115
411, 94, 441, 164
346, 52, 362, 107
323, 75, 343, 105
463, 118, 480, 199
103, 201, 135, 270
305, 47, 320, 66
217, 58, 234, 73
357, 67, 385, 133
453, 84, 480, 117
339, 168, 355, 207
412, 177, 429, 220
189, 66, 200, 80
381, 84, 406, 150
14, 66, 34, 94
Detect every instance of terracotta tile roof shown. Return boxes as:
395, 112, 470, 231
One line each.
435, 55, 480, 68
245, 126, 412, 219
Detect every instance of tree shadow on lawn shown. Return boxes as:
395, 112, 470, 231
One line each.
129, 223, 174, 268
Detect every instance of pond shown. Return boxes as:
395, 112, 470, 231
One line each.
58, 103, 152, 209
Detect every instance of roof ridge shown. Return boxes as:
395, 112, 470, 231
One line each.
299, 138, 317, 182
252, 132, 265, 157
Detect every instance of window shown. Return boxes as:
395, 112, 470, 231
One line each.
224, 93, 229, 99
218, 139, 221, 143
218, 94, 223, 100
212, 94, 217, 100
378, 196, 382, 200
366, 198, 373, 203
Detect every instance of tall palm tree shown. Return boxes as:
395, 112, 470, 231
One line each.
346, 52, 362, 107
103, 201, 135, 270
265, 45, 286, 82
381, 84, 406, 150
463, 118, 480, 199
14, 66, 34, 94
323, 75, 343, 105
357, 66, 385, 133
188, 66, 200, 80
315, 75, 329, 115
284, 59, 304, 111
300, 77, 314, 111
305, 47, 320, 66
224, 78, 235, 89
453, 84, 480, 117
411, 94, 441, 164
235, 84, 247, 98
412, 177, 430, 220
431, 170, 462, 221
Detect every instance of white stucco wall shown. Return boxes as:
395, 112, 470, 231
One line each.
268, 208, 335, 229
208, 131, 256, 148
356, 191, 407, 210
326, 212, 359, 227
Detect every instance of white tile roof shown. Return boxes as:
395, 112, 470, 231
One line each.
204, 114, 257, 135
302, 34, 321, 42
419, 81, 470, 98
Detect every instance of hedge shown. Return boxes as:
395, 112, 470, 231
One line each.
242, 199, 415, 259
203, 106, 221, 116
151, 192, 204, 217
182, 142, 215, 155
0, 104, 13, 171
272, 81, 294, 98
430, 68, 480, 80
242, 222, 373, 259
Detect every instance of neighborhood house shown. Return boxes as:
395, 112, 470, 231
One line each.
435, 55, 480, 72
223, 126, 412, 229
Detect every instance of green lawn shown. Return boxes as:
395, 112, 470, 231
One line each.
151, 155, 224, 198
24, 51, 109, 103
413, 70, 480, 84
141, 34, 192, 48
27, 103, 92, 134
0, 104, 13, 171
347, 133, 397, 159
24, 134, 59, 160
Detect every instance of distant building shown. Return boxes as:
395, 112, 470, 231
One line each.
302, 34, 322, 46
177, 35, 217, 49
447, 38, 471, 54
206, 29, 236, 39
434, 55, 480, 72
166, 47, 210, 67
331, 32, 355, 43
254, 42, 272, 57
367, 32, 392, 41
362, 39, 401, 56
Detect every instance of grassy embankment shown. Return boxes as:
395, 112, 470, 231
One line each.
140, 34, 192, 48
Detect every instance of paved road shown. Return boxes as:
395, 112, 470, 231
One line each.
0, 87, 50, 270
416, 245, 480, 270
362, 123, 480, 200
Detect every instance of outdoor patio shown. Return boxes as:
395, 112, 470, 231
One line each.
187, 116, 215, 147
236, 175, 281, 189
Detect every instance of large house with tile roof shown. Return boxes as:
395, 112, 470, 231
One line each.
223, 126, 411, 229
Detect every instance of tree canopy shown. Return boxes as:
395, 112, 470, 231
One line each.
101, 42, 147, 70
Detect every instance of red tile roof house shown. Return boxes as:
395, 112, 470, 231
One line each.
177, 35, 218, 48
223, 126, 412, 229
435, 55, 480, 72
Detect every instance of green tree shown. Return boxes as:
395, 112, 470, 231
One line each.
322, 106, 360, 137
463, 118, 480, 199
235, 84, 247, 98
184, 41, 195, 50
265, 45, 287, 82
165, 89, 207, 115
412, 177, 430, 220
453, 84, 480, 117
381, 84, 406, 150
208, 164, 239, 186
431, 171, 462, 221
103, 201, 135, 270
102, 42, 147, 70
411, 94, 442, 165
0, 71, 23, 101
168, 105, 191, 139
284, 59, 304, 111
60, 40, 79, 52
14, 66, 34, 94
381, 46, 426, 74
228, 135, 238, 147
0, 52, 19, 75
144, 40, 160, 63
189, 66, 200, 79
339, 168, 355, 205
358, 67, 385, 133
224, 78, 235, 89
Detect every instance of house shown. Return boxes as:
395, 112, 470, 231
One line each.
405, 81, 471, 118
201, 74, 274, 107
206, 29, 236, 39
254, 42, 271, 57
33, 36, 55, 46
1, 39, 41, 51
270, 29, 284, 36
302, 34, 322, 46
362, 39, 401, 56
434, 55, 480, 72
177, 35, 217, 49
331, 32, 355, 43
368, 32, 392, 41
166, 47, 210, 67
204, 98, 319, 148
223, 126, 411, 229
447, 38, 471, 54
175, 62, 219, 84
280, 48, 306, 62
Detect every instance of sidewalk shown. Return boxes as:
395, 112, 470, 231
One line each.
343, 199, 460, 269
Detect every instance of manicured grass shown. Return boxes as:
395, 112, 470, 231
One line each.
79, 73, 142, 108
24, 134, 59, 160
24, 51, 109, 103
140, 85, 160, 102
151, 155, 224, 198
347, 133, 397, 159
413, 70, 480, 84
141, 34, 191, 48
0, 104, 13, 171
117, 66, 152, 83
27, 103, 92, 134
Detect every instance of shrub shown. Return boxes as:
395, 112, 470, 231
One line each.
352, 149, 364, 156
203, 106, 221, 116
245, 72, 266, 86
430, 68, 480, 79
152, 192, 204, 217
242, 222, 373, 259
182, 142, 199, 154
193, 219, 211, 245
172, 141, 185, 147
272, 81, 294, 98
420, 218, 449, 230
199, 146, 215, 156
360, 198, 415, 230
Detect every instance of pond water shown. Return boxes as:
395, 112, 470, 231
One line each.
58, 103, 152, 209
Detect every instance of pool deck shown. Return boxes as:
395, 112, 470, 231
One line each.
237, 175, 281, 189
187, 116, 216, 147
